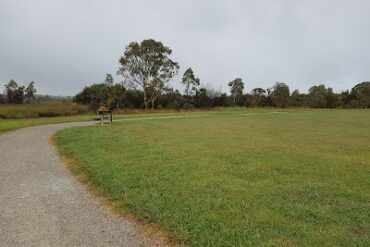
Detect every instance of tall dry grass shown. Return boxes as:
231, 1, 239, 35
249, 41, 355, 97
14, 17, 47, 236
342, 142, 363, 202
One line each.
0, 102, 89, 119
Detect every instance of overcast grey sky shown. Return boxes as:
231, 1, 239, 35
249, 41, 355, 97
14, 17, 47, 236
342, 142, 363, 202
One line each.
1, 0, 369, 96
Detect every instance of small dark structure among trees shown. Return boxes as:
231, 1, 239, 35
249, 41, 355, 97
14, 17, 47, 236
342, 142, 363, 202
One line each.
97, 106, 112, 125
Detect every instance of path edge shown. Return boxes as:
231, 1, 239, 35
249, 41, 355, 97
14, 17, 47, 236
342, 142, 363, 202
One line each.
50, 130, 184, 247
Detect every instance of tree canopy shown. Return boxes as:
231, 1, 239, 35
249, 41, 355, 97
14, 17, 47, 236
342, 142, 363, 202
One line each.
228, 78, 244, 105
351, 82, 370, 108
182, 68, 200, 98
271, 82, 290, 107
117, 39, 179, 109
25, 81, 36, 103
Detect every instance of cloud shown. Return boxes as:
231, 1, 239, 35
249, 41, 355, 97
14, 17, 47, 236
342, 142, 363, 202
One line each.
0, 0, 369, 95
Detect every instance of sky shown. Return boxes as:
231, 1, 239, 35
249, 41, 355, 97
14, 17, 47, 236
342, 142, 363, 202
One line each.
1, 0, 370, 96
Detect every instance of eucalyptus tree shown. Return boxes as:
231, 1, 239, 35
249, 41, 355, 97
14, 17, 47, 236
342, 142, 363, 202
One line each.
25, 81, 36, 103
5, 79, 25, 104
289, 89, 305, 106
104, 74, 114, 88
271, 82, 290, 107
351, 81, 370, 108
181, 68, 200, 98
307, 84, 329, 108
117, 39, 179, 109
251, 88, 266, 106
228, 78, 244, 105
5, 79, 19, 103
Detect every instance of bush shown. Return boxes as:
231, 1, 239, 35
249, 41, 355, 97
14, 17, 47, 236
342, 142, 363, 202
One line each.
182, 102, 194, 110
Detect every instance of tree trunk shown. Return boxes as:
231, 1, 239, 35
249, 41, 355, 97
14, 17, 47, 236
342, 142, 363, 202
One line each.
143, 88, 148, 109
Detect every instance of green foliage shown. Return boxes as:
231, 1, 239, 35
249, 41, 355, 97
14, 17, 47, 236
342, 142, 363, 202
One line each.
104, 73, 114, 88
351, 82, 370, 108
3, 80, 38, 104
182, 67, 200, 98
194, 88, 212, 108
158, 89, 184, 110
69, 39, 370, 110
307, 84, 333, 108
271, 82, 290, 107
25, 81, 36, 103
249, 88, 269, 107
5, 79, 25, 104
74, 83, 109, 111
289, 89, 305, 106
107, 83, 126, 110
56, 109, 370, 247
251, 87, 266, 96
228, 78, 244, 105
117, 39, 179, 109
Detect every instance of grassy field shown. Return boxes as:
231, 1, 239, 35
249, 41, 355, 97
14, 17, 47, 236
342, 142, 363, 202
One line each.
56, 109, 370, 246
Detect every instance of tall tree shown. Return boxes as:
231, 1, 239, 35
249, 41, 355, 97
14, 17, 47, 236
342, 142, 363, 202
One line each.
25, 81, 36, 103
5, 79, 18, 103
117, 39, 179, 109
307, 84, 329, 108
104, 73, 115, 109
5, 79, 25, 104
251, 88, 266, 97
351, 82, 370, 108
73, 83, 109, 110
289, 89, 305, 106
326, 87, 336, 108
250, 88, 266, 106
271, 82, 290, 107
104, 73, 114, 88
194, 88, 211, 108
228, 78, 244, 105
109, 83, 126, 110
181, 68, 200, 98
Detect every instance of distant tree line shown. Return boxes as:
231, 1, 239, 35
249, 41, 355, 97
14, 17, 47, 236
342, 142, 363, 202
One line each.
74, 76, 370, 110
1, 80, 74, 104
2, 39, 369, 110
74, 39, 370, 110
0, 80, 36, 104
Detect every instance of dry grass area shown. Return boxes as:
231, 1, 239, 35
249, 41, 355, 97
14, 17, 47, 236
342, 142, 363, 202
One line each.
0, 102, 89, 119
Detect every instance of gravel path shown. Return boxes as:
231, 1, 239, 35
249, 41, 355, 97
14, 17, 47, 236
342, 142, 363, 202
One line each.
0, 122, 162, 247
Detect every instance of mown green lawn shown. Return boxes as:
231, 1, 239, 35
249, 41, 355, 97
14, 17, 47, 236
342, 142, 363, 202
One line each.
55, 109, 370, 247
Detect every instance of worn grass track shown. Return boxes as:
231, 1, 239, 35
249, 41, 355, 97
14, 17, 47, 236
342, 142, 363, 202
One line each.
0, 108, 209, 133
55, 109, 370, 247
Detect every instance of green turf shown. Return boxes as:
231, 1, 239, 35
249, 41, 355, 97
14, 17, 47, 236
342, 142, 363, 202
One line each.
55, 109, 370, 247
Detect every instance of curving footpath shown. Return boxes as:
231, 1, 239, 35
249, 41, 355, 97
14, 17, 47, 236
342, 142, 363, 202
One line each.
0, 122, 162, 247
